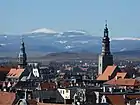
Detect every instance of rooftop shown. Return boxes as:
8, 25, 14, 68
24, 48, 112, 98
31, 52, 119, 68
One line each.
0, 91, 16, 105
97, 65, 118, 81
7, 68, 24, 78
104, 78, 140, 86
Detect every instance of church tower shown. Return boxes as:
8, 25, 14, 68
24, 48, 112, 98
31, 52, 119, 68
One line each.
18, 36, 27, 68
98, 21, 113, 75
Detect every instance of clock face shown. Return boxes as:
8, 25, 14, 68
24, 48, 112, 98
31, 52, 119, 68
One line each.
105, 33, 107, 36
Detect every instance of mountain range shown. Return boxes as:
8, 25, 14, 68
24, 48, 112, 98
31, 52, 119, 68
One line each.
0, 28, 140, 57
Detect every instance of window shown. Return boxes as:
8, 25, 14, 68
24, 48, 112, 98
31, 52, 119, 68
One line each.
66, 89, 69, 93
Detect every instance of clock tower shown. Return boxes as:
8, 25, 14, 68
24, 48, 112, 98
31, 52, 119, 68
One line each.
98, 21, 113, 75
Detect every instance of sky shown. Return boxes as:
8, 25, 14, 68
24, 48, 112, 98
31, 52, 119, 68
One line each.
0, 0, 140, 37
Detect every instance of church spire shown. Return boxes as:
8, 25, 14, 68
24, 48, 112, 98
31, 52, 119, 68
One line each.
98, 21, 113, 75
18, 36, 27, 68
104, 20, 109, 37
102, 20, 111, 55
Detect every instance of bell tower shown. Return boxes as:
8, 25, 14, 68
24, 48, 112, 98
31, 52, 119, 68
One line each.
98, 21, 113, 75
18, 36, 27, 68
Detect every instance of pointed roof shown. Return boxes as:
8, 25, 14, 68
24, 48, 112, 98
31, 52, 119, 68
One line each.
97, 65, 118, 80
18, 35, 27, 68
104, 20, 109, 37
105, 20, 108, 29
19, 36, 26, 53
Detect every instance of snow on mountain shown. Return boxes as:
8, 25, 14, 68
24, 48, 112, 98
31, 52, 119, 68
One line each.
60, 30, 89, 36
56, 41, 68, 44
65, 46, 73, 49
0, 43, 6, 46
120, 48, 127, 52
27, 28, 58, 34
67, 30, 87, 34
72, 40, 89, 44
4, 35, 8, 38
111, 37, 140, 41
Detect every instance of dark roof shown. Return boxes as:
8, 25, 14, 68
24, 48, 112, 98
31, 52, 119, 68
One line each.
70, 88, 77, 99
67, 87, 100, 99
14, 81, 39, 90
32, 90, 64, 103
33, 90, 56, 99
40, 82, 56, 90
0, 67, 11, 81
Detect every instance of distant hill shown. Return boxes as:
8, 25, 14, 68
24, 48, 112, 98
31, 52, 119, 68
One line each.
33, 50, 140, 63
37, 52, 98, 62
114, 50, 140, 60
1, 30, 140, 58
1, 50, 140, 63
114, 50, 140, 56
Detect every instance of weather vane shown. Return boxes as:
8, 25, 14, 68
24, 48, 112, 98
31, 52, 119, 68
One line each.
21, 35, 24, 43
105, 20, 107, 28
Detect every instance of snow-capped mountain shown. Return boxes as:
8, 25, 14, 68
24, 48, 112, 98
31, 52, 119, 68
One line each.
26, 28, 58, 34
66, 30, 88, 34
0, 29, 139, 57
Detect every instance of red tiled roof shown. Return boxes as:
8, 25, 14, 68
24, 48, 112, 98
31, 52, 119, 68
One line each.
127, 95, 140, 99
27, 99, 37, 105
60, 81, 70, 87
40, 82, 56, 90
7, 68, 24, 78
104, 78, 140, 86
0, 67, 11, 72
0, 67, 11, 81
0, 92, 15, 105
106, 95, 125, 105
97, 65, 117, 80
114, 72, 127, 79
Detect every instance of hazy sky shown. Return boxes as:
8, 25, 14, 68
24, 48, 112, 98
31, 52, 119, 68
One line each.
0, 0, 140, 37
